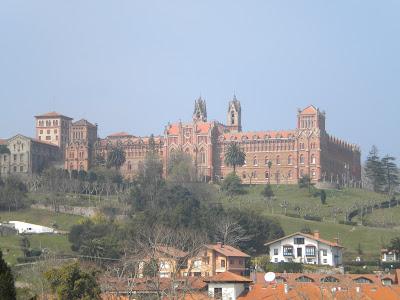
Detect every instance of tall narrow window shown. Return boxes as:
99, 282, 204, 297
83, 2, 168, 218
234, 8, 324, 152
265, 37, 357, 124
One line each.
300, 155, 305, 164
311, 154, 316, 164
288, 155, 292, 165
276, 155, 280, 165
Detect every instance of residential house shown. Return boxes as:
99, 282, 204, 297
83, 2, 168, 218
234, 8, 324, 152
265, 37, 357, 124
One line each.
381, 248, 400, 263
182, 243, 250, 277
137, 245, 189, 278
265, 230, 343, 267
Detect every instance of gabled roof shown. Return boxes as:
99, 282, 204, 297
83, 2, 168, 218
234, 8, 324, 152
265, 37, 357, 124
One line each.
206, 244, 250, 258
7, 134, 59, 148
300, 105, 318, 115
204, 271, 252, 283
73, 119, 96, 127
35, 111, 73, 119
264, 232, 344, 248
156, 245, 188, 258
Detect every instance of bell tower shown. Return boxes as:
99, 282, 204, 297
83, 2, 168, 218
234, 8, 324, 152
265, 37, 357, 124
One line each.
193, 97, 207, 122
227, 95, 242, 132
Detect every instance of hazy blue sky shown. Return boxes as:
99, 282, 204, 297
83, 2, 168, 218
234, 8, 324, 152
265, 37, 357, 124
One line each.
1, 1, 399, 160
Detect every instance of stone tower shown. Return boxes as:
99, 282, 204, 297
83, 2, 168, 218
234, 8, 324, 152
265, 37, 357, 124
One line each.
193, 97, 207, 122
226, 95, 242, 132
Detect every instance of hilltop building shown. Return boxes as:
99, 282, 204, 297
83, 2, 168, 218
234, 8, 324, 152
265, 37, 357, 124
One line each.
25, 97, 361, 184
0, 134, 59, 177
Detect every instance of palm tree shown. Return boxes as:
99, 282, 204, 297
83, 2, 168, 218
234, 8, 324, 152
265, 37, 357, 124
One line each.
106, 146, 126, 170
224, 142, 245, 174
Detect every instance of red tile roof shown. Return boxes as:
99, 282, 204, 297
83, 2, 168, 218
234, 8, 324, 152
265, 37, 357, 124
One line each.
0, 139, 7, 145
206, 244, 250, 258
73, 119, 96, 127
265, 232, 344, 248
107, 132, 134, 138
300, 105, 318, 115
34, 111, 73, 119
204, 272, 252, 283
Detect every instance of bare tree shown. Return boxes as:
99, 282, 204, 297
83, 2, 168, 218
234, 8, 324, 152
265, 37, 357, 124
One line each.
214, 216, 250, 247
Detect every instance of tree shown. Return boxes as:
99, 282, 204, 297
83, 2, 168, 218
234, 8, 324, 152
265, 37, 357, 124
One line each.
220, 172, 244, 197
320, 190, 327, 205
298, 174, 312, 193
214, 216, 250, 247
389, 237, 400, 252
45, 262, 101, 300
267, 160, 272, 184
167, 150, 197, 183
106, 146, 126, 170
381, 155, 399, 195
365, 146, 385, 192
224, 142, 245, 173
261, 184, 274, 199
0, 251, 16, 300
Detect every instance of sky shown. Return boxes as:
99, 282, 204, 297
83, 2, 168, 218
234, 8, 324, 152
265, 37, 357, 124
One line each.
0, 1, 399, 161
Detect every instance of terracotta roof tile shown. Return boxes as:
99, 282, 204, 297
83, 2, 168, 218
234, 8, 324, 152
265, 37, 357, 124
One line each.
107, 132, 134, 138
300, 105, 318, 115
35, 111, 73, 119
204, 271, 252, 283
206, 244, 250, 258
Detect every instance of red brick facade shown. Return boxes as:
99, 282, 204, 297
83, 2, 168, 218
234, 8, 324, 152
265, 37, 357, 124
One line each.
60, 98, 361, 185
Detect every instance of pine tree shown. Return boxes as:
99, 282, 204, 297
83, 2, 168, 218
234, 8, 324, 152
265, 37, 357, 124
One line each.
0, 251, 16, 300
381, 155, 399, 195
365, 146, 385, 192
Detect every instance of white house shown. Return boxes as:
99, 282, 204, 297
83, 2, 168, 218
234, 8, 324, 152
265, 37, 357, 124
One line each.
204, 271, 252, 300
265, 231, 343, 267
381, 249, 399, 263
8, 221, 55, 234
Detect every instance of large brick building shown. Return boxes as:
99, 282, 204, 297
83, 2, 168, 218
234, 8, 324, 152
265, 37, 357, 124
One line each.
163, 97, 361, 185
91, 97, 361, 185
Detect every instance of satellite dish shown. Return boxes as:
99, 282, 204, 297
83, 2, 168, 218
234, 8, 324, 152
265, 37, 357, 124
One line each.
264, 272, 276, 283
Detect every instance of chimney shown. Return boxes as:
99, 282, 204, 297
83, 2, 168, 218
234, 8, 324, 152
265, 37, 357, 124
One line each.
284, 283, 289, 294
334, 237, 340, 245
313, 230, 320, 239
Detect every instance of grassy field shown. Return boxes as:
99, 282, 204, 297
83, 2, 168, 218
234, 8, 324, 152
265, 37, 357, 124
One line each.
0, 209, 84, 265
361, 205, 400, 228
263, 213, 399, 260
220, 185, 390, 222
219, 185, 399, 260
0, 208, 84, 231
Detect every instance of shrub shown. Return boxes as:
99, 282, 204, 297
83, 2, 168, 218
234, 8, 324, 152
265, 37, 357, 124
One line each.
221, 172, 244, 196
303, 215, 322, 222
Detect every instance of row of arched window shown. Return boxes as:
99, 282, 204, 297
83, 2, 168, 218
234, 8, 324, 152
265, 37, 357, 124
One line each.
248, 155, 316, 166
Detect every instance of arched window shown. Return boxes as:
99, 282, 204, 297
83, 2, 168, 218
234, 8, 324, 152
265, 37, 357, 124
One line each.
311, 170, 316, 178
311, 154, 316, 164
288, 155, 292, 165
265, 171, 269, 179
242, 172, 246, 179
276, 155, 280, 165
353, 277, 373, 284
252, 171, 257, 178
295, 276, 314, 283
300, 155, 305, 164
265, 156, 269, 165
321, 276, 339, 283
199, 148, 206, 164
288, 170, 292, 179
253, 156, 258, 166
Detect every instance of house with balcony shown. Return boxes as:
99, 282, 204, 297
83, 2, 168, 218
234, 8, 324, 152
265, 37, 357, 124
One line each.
381, 249, 400, 263
182, 243, 250, 277
265, 231, 343, 267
